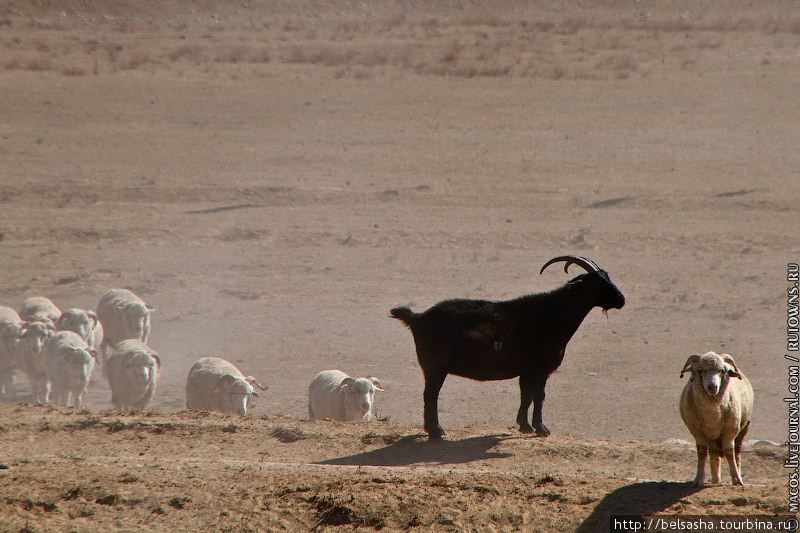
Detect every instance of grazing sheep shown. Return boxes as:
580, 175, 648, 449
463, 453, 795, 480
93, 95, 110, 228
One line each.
96, 289, 153, 374
391, 255, 625, 439
43, 331, 97, 408
58, 308, 104, 354
680, 351, 754, 486
308, 370, 384, 421
19, 296, 61, 326
105, 340, 161, 409
0, 306, 56, 403
185, 357, 268, 416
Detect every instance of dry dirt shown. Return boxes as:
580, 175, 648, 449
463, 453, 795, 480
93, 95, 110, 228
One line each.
1, 1, 798, 531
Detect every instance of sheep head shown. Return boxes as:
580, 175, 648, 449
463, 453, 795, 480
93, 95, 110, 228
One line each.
539, 255, 626, 312
58, 309, 94, 340
217, 375, 260, 416
20, 320, 55, 353
341, 376, 384, 419
59, 346, 97, 384
680, 351, 742, 398
125, 351, 160, 384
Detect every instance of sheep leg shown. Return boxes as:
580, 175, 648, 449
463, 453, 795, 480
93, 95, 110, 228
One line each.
724, 447, 744, 485
422, 370, 447, 439
709, 450, 721, 484
693, 444, 708, 486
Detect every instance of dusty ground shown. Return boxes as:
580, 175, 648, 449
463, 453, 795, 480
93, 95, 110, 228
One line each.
1, 0, 798, 530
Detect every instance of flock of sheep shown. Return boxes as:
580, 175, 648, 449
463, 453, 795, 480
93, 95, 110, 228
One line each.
0, 255, 754, 486
0, 289, 384, 421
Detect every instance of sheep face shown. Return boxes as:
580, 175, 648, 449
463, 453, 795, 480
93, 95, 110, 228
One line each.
58, 309, 96, 340
60, 347, 97, 386
682, 352, 742, 399
220, 377, 259, 416
20, 321, 55, 354
127, 353, 158, 384
124, 302, 152, 338
342, 377, 384, 420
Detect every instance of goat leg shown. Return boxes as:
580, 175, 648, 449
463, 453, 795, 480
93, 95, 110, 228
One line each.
520, 373, 550, 437
423, 371, 447, 439
517, 374, 535, 433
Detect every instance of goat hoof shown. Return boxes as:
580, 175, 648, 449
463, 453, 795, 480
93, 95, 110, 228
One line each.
534, 425, 551, 437
426, 425, 446, 440
518, 423, 535, 434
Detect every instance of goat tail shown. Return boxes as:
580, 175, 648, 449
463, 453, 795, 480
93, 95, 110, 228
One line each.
390, 306, 416, 327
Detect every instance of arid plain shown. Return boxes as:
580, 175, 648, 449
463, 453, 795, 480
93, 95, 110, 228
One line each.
1, 1, 798, 530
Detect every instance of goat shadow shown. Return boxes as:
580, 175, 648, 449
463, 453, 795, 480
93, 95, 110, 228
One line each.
576, 481, 701, 533
316, 434, 512, 467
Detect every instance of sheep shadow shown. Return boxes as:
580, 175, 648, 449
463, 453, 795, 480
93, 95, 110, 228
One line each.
316, 434, 512, 467
576, 481, 701, 533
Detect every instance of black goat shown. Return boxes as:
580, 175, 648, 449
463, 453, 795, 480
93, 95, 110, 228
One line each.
391, 255, 625, 439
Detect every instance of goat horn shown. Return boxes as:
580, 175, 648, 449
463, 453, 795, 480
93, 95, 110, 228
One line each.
680, 354, 702, 378
539, 255, 602, 275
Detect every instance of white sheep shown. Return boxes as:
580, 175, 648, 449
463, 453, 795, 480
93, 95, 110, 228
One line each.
58, 308, 104, 354
43, 330, 97, 408
105, 339, 160, 409
96, 289, 154, 375
185, 357, 268, 416
0, 306, 22, 399
19, 296, 61, 326
679, 351, 754, 486
1, 306, 56, 402
308, 370, 384, 421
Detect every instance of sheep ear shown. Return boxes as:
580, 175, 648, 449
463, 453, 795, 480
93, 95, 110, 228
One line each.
18, 325, 30, 338
44, 319, 57, 333
340, 377, 356, 389
145, 304, 155, 312
368, 377, 384, 391
721, 353, 743, 379
86, 311, 99, 327
151, 353, 161, 368
250, 391, 261, 398
680, 355, 702, 378
56, 314, 68, 329
246, 376, 268, 391
215, 374, 237, 393
87, 348, 99, 360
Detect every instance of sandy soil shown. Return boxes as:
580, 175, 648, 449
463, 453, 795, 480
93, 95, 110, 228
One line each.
1, 1, 798, 530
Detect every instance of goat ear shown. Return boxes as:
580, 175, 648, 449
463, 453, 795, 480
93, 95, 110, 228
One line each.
145, 304, 155, 312
151, 352, 161, 369
368, 377, 384, 391
680, 355, 702, 378
86, 311, 99, 327
340, 377, 356, 389
87, 348, 99, 360
720, 353, 743, 379
250, 390, 261, 398
246, 376, 268, 391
